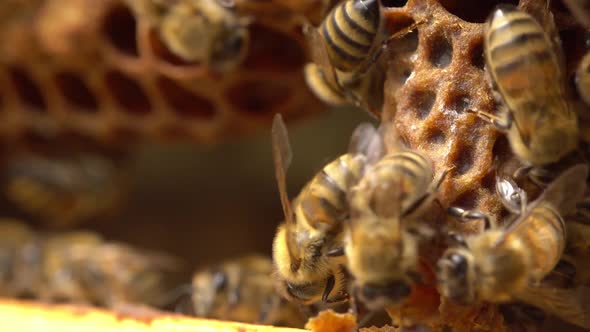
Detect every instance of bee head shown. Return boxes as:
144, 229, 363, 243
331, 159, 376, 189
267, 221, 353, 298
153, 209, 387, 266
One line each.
211, 21, 249, 73
437, 249, 476, 304
272, 224, 346, 304
192, 268, 228, 317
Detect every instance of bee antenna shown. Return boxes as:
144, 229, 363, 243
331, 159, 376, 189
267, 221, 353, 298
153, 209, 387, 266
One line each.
327, 247, 345, 257
357, 309, 378, 328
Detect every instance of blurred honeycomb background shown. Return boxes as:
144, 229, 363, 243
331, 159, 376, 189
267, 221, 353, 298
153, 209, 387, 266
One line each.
39, 109, 372, 267
0, 0, 377, 268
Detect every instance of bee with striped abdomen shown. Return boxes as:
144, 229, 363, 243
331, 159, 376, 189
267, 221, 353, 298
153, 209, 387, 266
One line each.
0, 219, 178, 307
0, 220, 35, 297
473, 5, 578, 166
303, 0, 416, 114
191, 255, 306, 327
152, 0, 249, 73
437, 164, 590, 329
304, 61, 385, 114
271, 114, 383, 305
346, 149, 448, 314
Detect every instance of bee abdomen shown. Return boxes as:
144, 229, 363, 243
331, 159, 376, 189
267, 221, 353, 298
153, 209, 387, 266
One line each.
487, 8, 563, 92
377, 152, 431, 184
321, 0, 379, 71
304, 63, 346, 105
300, 154, 366, 228
522, 204, 565, 275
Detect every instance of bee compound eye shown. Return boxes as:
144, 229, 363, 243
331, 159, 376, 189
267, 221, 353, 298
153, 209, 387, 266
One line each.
222, 33, 246, 59
448, 253, 468, 277
211, 271, 227, 292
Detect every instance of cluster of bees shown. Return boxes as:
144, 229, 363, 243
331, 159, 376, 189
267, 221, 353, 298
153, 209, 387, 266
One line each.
264, 0, 590, 330
4, 0, 590, 331
2, 154, 128, 228
0, 219, 176, 307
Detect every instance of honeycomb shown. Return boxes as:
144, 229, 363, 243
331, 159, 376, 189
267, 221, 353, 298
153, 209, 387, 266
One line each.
377, 0, 589, 331
0, 0, 323, 148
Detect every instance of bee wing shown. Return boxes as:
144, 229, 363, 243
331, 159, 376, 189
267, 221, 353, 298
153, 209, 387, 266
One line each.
537, 164, 588, 216
496, 164, 589, 245
271, 114, 294, 225
516, 285, 590, 329
302, 23, 341, 91
348, 122, 384, 164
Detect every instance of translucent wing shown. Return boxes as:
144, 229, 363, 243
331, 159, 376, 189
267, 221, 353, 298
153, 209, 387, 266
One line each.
538, 164, 588, 216
496, 164, 588, 246
516, 285, 590, 329
348, 122, 383, 164
271, 114, 294, 225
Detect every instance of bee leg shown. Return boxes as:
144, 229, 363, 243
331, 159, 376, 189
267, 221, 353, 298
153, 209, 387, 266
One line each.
513, 165, 554, 187
433, 167, 452, 190
447, 207, 495, 230
401, 194, 430, 218
322, 274, 336, 302
467, 108, 512, 130
402, 167, 452, 219
257, 296, 275, 324
326, 247, 344, 257
357, 310, 378, 328
342, 88, 365, 108
350, 21, 424, 83
348, 286, 360, 316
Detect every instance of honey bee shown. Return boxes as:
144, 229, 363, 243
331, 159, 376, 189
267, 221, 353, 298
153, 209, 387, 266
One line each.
0, 219, 178, 307
563, 0, 590, 29
191, 255, 306, 327
38, 231, 103, 303
474, 5, 579, 166
3, 154, 127, 228
0, 220, 34, 297
304, 62, 386, 114
158, 0, 250, 73
303, 0, 417, 113
271, 113, 382, 305
346, 150, 447, 311
437, 164, 590, 328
